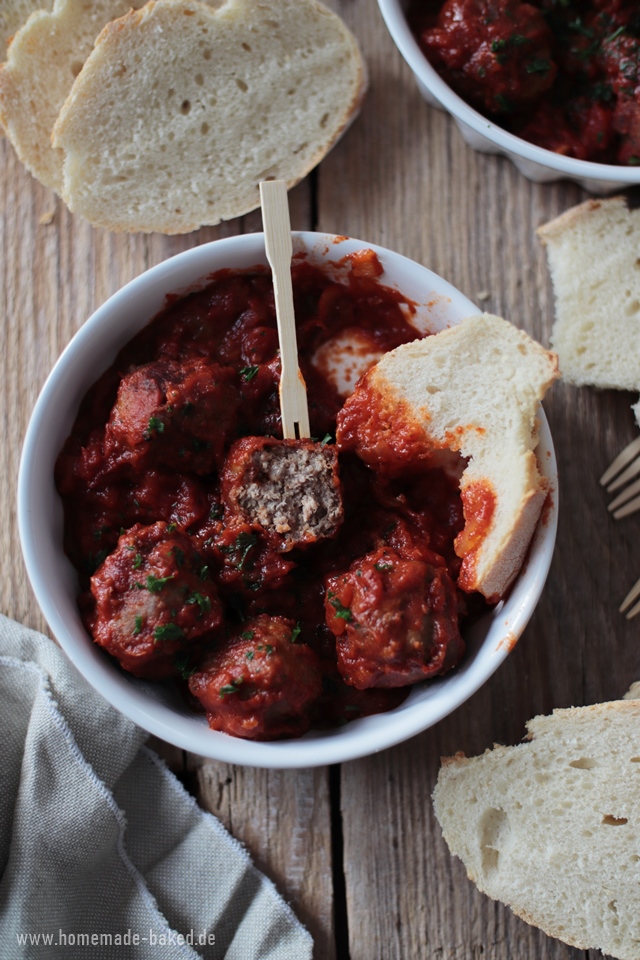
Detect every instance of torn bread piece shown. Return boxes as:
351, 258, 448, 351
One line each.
0, 0, 148, 192
433, 699, 640, 960
52, 0, 366, 233
336, 314, 558, 602
538, 196, 640, 396
0, 0, 52, 53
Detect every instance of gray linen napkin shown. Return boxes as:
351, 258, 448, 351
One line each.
0, 615, 313, 960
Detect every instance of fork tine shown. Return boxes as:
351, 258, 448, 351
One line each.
600, 435, 640, 486
625, 598, 640, 620
607, 453, 640, 492
608, 476, 640, 511
620, 576, 640, 614
613, 495, 640, 519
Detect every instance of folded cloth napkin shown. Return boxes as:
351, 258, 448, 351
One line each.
0, 615, 313, 960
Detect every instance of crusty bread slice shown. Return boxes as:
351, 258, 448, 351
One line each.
336, 314, 558, 601
537, 197, 640, 392
0, 0, 52, 52
0, 0, 148, 192
51, 0, 366, 234
433, 699, 640, 960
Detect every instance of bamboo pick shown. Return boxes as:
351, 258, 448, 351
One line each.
260, 180, 310, 440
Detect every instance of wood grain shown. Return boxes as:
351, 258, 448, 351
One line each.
1, 1, 638, 958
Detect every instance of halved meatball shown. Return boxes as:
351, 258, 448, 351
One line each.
104, 358, 239, 474
221, 436, 344, 552
325, 547, 464, 690
188, 614, 322, 740
89, 521, 222, 678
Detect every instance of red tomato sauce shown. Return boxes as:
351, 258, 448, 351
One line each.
408, 0, 640, 165
56, 253, 486, 740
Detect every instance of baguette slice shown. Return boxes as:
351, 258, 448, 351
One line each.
336, 314, 558, 602
537, 196, 640, 392
0, 0, 52, 52
433, 700, 640, 960
0, 0, 149, 192
52, 0, 366, 234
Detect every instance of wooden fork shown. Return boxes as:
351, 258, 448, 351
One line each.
601, 435, 640, 618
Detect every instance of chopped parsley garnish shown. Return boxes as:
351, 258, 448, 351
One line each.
167, 523, 177, 532
200, 565, 209, 581
145, 416, 165, 439
256, 643, 274, 655
146, 573, 175, 593
290, 622, 301, 643
491, 38, 506, 52
192, 438, 211, 451
321, 433, 333, 445
220, 677, 243, 698
375, 562, 394, 572
569, 16, 594, 38
241, 630, 255, 640
133, 616, 143, 636
327, 591, 353, 622
525, 58, 551, 74
133, 553, 143, 569
245, 650, 255, 660
605, 25, 626, 43
494, 93, 514, 113
153, 623, 185, 642
239, 365, 259, 382
172, 547, 185, 568
629, 156, 640, 165
175, 653, 196, 679
210, 503, 224, 520
222, 531, 258, 571
187, 592, 211, 616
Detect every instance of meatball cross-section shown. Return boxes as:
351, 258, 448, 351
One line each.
221, 436, 344, 552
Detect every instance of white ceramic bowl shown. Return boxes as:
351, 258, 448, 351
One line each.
377, 0, 640, 195
18, 232, 557, 768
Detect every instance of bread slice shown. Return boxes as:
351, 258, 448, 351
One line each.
537, 197, 640, 392
0, 0, 148, 192
336, 314, 558, 602
51, 0, 366, 234
433, 699, 640, 960
0, 1, 52, 53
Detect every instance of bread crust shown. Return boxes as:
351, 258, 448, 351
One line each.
434, 699, 640, 960
51, 0, 367, 233
338, 314, 558, 601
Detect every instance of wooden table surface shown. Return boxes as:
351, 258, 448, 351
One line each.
2, 2, 639, 958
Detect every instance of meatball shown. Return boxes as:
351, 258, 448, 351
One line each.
188, 615, 323, 739
420, 0, 556, 115
104, 358, 239, 474
221, 436, 344, 552
89, 521, 223, 678
325, 547, 464, 690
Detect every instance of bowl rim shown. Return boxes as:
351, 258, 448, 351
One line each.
18, 231, 558, 768
377, 0, 640, 184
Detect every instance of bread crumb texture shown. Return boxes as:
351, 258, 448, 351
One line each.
433, 699, 640, 959
51, 0, 366, 233
0, 0, 52, 52
538, 197, 640, 393
362, 314, 558, 600
0, 0, 148, 192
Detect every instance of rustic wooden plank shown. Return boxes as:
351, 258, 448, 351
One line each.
188, 756, 336, 960
319, 3, 640, 959
0, 125, 334, 954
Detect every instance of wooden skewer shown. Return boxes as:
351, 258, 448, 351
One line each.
260, 180, 310, 440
